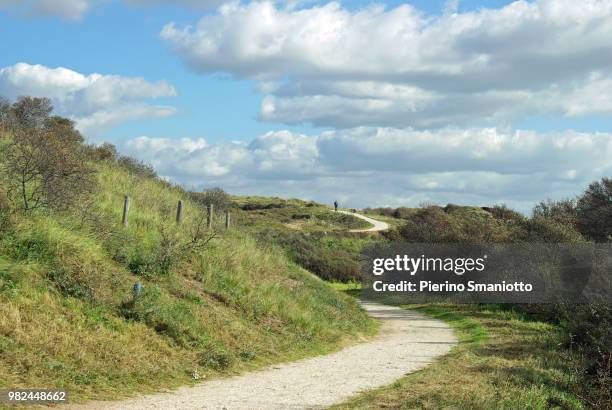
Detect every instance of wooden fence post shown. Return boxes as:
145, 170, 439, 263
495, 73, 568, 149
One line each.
225, 211, 231, 230
207, 204, 214, 229
176, 200, 183, 224
122, 196, 130, 227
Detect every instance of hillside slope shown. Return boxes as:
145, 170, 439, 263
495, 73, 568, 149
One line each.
228, 196, 383, 283
0, 162, 375, 402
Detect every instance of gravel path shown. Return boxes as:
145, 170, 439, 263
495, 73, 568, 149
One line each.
336, 210, 389, 232
74, 302, 456, 410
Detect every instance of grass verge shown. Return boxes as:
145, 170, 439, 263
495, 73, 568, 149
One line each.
332, 303, 589, 410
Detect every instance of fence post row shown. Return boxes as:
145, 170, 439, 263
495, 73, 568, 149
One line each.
122, 195, 130, 227
121, 197, 231, 230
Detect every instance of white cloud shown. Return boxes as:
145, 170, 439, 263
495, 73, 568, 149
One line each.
162, 0, 612, 128
0, 62, 177, 136
118, 127, 612, 212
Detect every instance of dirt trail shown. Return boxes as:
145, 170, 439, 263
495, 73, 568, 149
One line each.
337, 210, 389, 232
74, 302, 456, 410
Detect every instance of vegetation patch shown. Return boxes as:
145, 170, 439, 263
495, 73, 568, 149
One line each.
0, 97, 376, 403
333, 304, 597, 409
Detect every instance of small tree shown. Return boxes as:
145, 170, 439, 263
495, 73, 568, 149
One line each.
576, 177, 612, 242
3, 129, 94, 211
11, 96, 53, 129
532, 198, 577, 225
189, 187, 232, 212
90, 142, 118, 162
152, 205, 217, 276
0, 98, 95, 212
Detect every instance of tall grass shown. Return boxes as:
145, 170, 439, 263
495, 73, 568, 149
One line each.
0, 163, 375, 402
333, 304, 589, 410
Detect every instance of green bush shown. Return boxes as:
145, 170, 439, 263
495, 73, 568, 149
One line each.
520, 216, 585, 243
189, 187, 232, 212
256, 229, 362, 282
363, 206, 414, 219
117, 156, 157, 179
576, 178, 612, 242
46, 266, 93, 300
393, 205, 516, 243
198, 349, 234, 370
557, 304, 611, 407
391, 196, 608, 405
487, 204, 525, 222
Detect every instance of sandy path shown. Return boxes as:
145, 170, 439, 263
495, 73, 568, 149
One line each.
74, 302, 456, 410
337, 210, 389, 233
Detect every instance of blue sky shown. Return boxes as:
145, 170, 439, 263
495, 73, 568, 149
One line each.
1, 0, 611, 211
1, 0, 525, 143
0, 2, 283, 143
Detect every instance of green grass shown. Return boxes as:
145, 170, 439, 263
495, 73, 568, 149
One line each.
0, 163, 376, 403
329, 282, 363, 291
332, 303, 588, 410
229, 195, 383, 283
232, 196, 371, 233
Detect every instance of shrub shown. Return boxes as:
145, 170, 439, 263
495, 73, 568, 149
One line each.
198, 349, 234, 370
108, 205, 216, 279
364, 207, 414, 219
559, 303, 611, 407
533, 198, 577, 224
2, 129, 95, 211
443, 203, 461, 213
487, 204, 525, 222
88, 142, 118, 162
0, 98, 96, 212
117, 156, 157, 179
364, 207, 395, 217
520, 216, 585, 243
46, 266, 93, 300
395, 206, 516, 243
8, 96, 53, 129
576, 177, 612, 242
256, 229, 362, 282
393, 207, 414, 219
189, 187, 232, 212
240, 202, 286, 211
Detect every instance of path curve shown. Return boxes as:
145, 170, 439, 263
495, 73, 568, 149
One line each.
337, 210, 389, 233
74, 302, 456, 410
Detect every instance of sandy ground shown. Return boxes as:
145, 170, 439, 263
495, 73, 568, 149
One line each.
336, 210, 389, 233
74, 302, 456, 410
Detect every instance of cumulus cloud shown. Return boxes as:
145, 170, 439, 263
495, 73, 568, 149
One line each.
118, 127, 612, 212
0, 62, 177, 136
162, 0, 612, 128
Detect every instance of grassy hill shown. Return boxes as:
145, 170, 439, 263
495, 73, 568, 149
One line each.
231, 195, 371, 232
227, 196, 381, 283
0, 161, 376, 402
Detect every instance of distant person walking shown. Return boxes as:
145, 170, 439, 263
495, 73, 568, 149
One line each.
334, 201, 338, 212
